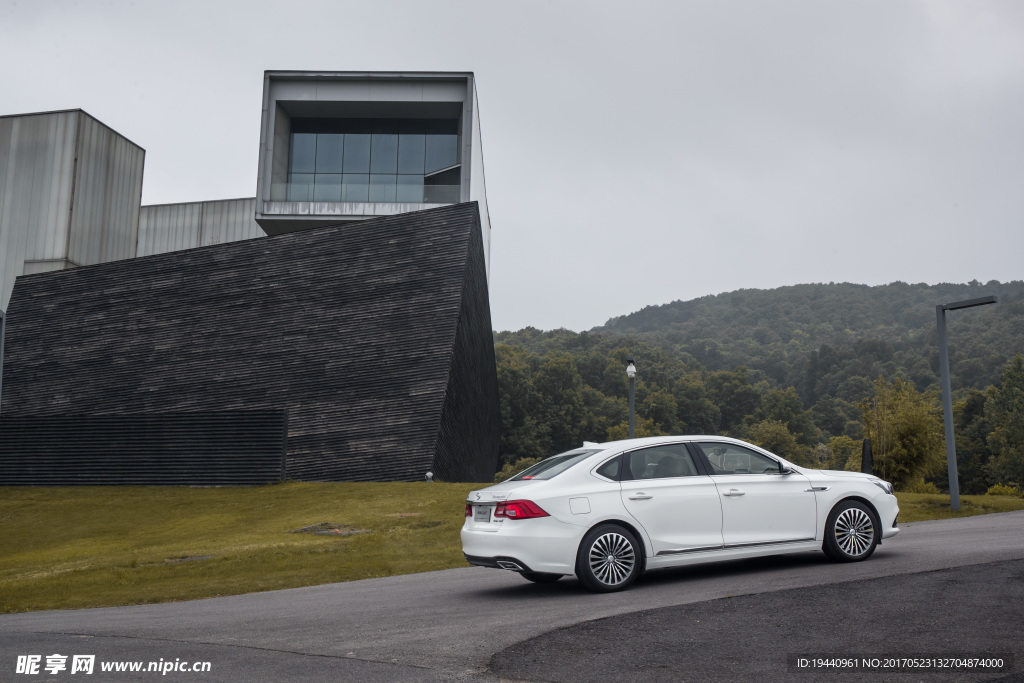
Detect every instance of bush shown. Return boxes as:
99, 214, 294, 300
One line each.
985, 483, 1022, 497
493, 457, 542, 483
901, 478, 941, 494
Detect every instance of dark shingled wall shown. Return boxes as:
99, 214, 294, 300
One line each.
0, 202, 499, 482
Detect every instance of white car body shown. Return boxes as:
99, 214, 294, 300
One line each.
462, 436, 899, 589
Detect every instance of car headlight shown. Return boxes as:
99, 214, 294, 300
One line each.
871, 479, 894, 495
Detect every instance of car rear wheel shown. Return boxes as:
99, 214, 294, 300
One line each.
823, 500, 879, 562
521, 572, 562, 584
575, 524, 641, 592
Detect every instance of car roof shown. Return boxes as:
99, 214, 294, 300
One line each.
591, 435, 752, 449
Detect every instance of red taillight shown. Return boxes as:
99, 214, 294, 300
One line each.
493, 500, 549, 520
465, 503, 473, 517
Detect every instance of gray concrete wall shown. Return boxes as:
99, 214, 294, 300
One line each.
0, 110, 144, 311
137, 198, 264, 257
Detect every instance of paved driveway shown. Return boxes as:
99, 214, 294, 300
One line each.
2, 511, 1022, 681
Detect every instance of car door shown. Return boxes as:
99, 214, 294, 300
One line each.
693, 441, 816, 548
618, 443, 724, 556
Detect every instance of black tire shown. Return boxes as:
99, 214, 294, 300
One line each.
575, 524, 641, 593
521, 572, 562, 584
822, 500, 879, 562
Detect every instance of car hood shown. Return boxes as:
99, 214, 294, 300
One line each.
808, 469, 877, 481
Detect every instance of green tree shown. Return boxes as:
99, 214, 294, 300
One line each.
986, 354, 1024, 486
748, 419, 810, 465
954, 388, 994, 494
494, 344, 550, 465
641, 388, 679, 434
607, 416, 665, 441
756, 387, 821, 445
860, 376, 944, 490
826, 435, 864, 472
707, 366, 761, 433
672, 375, 721, 434
533, 352, 588, 454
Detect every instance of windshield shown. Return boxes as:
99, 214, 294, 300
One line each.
510, 449, 602, 481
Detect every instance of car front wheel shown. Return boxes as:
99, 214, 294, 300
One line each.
823, 500, 879, 562
575, 524, 641, 592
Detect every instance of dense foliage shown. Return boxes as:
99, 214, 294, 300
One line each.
494, 281, 1024, 493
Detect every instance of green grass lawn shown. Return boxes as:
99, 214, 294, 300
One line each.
0, 482, 478, 614
1, 485, 1022, 614
894, 492, 1024, 522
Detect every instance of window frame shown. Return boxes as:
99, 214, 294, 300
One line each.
688, 441, 786, 476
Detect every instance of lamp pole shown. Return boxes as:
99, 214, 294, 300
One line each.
626, 358, 636, 439
936, 295, 997, 511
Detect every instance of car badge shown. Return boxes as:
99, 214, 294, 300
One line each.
475, 493, 481, 500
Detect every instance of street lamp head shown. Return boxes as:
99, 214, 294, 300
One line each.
626, 359, 636, 379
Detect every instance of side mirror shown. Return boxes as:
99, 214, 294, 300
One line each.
780, 466, 796, 475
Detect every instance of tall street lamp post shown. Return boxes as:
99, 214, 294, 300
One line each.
626, 358, 636, 439
936, 295, 997, 511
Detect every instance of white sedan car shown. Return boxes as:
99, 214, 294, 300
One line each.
462, 436, 899, 592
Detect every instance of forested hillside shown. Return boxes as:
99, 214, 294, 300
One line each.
492, 281, 1024, 494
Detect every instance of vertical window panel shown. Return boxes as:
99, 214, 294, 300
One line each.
396, 174, 424, 203
369, 174, 397, 202
425, 134, 458, 173
398, 134, 425, 174
370, 134, 399, 174
313, 174, 342, 202
287, 173, 314, 201
342, 174, 369, 202
343, 134, 371, 173
315, 134, 343, 173
289, 134, 317, 173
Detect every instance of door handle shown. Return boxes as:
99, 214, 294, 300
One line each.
722, 489, 745, 497
628, 493, 653, 500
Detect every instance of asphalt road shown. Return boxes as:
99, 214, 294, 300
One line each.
1, 511, 1022, 682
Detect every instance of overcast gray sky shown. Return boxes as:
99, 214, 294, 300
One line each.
2, 0, 1021, 332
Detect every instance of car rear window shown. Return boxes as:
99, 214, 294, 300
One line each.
510, 449, 602, 481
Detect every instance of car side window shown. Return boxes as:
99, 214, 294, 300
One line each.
622, 444, 700, 480
697, 442, 781, 475
595, 456, 621, 481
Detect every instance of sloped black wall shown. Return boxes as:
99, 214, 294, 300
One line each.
0, 203, 499, 483
431, 205, 501, 482
0, 412, 287, 485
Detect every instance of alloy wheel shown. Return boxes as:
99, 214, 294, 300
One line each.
588, 532, 636, 586
834, 507, 875, 557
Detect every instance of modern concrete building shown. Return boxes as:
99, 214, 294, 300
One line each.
0, 110, 145, 310
254, 71, 491, 275
0, 71, 491, 312
137, 198, 263, 257
0, 71, 499, 483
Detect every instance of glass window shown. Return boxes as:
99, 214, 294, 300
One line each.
396, 174, 424, 203
424, 134, 458, 173
289, 134, 317, 174
313, 174, 342, 202
343, 134, 371, 173
369, 174, 397, 203
697, 443, 781, 475
342, 174, 369, 202
510, 449, 602, 481
596, 456, 621, 481
623, 444, 700, 480
286, 173, 314, 201
315, 134, 343, 173
397, 134, 425, 174
370, 134, 399, 174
